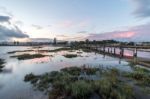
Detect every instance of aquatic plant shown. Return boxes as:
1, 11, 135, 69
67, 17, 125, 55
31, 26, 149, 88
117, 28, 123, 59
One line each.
82, 49, 92, 53
60, 67, 81, 76
49, 47, 72, 52
77, 51, 83, 54
123, 66, 150, 91
11, 54, 47, 60
7, 47, 73, 54
7, 50, 34, 54
66, 80, 93, 98
93, 76, 134, 99
0, 59, 5, 71
32, 46, 43, 49
24, 66, 137, 99
63, 54, 78, 58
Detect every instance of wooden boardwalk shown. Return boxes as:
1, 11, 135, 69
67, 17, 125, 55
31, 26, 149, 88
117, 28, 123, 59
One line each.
82, 45, 150, 68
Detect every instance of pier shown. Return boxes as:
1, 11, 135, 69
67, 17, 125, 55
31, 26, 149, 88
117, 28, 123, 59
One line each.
82, 44, 150, 67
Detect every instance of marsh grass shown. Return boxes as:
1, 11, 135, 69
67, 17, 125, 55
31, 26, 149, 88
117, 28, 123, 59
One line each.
24, 66, 146, 99
49, 47, 73, 52
77, 51, 83, 54
63, 54, 78, 58
32, 46, 43, 49
82, 49, 92, 53
0, 59, 5, 71
11, 54, 48, 60
124, 67, 150, 83
123, 66, 150, 94
8, 50, 34, 54
7, 47, 73, 54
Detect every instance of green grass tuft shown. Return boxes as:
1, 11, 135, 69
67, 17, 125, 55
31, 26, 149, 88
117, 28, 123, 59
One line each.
11, 54, 47, 60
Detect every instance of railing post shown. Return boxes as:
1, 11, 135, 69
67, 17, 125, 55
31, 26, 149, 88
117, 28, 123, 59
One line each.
133, 48, 137, 64
120, 47, 124, 58
111, 47, 112, 54
108, 48, 110, 53
114, 47, 116, 55
103, 45, 105, 53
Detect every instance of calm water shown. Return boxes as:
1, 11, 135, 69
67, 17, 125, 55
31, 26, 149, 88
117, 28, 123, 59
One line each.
0, 46, 149, 99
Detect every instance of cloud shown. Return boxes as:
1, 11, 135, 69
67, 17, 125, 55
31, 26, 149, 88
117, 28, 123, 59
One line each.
0, 24, 29, 40
87, 23, 150, 42
0, 6, 13, 17
131, 0, 150, 18
58, 34, 87, 41
0, 15, 29, 41
0, 7, 29, 41
77, 31, 88, 33
29, 38, 53, 42
32, 24, 43, 29
0, 15, 10, 23
15, 21, 24, 27
88, 31, 135, 41
56, 34, 68, 37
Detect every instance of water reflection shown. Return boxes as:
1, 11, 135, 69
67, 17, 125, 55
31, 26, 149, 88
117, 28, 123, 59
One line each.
0, 46, 149, 99
29, 57, 53, 64
1, 68, 13, 74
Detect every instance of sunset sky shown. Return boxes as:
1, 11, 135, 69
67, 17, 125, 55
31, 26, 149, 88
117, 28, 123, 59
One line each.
0, 0, 150, 42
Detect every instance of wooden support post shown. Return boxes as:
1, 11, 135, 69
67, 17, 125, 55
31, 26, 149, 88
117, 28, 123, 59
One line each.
120, 47, 124, 58
133, 48, 137, 57
103, 46, 105, 52
100, 47, 102, 52
114, 48, 116, 55
101, 46, 103, 51
122, 48, 124, 57
111, 47, 112, 53
108, 48, 110, 53
133, 48, 137, 64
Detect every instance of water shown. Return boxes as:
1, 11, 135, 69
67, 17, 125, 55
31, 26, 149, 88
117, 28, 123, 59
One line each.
0, 46, 148, 99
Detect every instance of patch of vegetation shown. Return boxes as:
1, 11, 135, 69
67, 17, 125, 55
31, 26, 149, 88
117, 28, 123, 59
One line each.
68, 50, 76, 52
7, 48, 72, 54
0, 59, 5, 71
32, 46, 43, 49
49, 47, 73, 52
82, 49, 92, 53
7, 50, 34, 54
60, 67, 99, 76
63, 54, 78, 58
77, 51, 83, 54
123, 66, 150, 93
24, 66, 139, 99
65, 80, 94, 98
11, 54, 48, 60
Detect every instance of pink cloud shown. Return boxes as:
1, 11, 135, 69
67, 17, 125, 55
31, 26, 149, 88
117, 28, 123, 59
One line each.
88, 31, 136, 40
56, 34, 87, 41
87, 22, 150, 41
112, 32, 135, 38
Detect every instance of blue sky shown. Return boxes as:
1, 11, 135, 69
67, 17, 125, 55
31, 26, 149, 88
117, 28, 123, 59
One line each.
0, 0, 150, 41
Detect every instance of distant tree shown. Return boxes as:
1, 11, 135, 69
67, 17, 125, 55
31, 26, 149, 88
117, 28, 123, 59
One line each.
53, 38, 57, 45
85, 39, 89, 44
127, 42, 135, 46
16, 41, 19, 45
14, 41, 16, 45
93, 40, 96, 45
